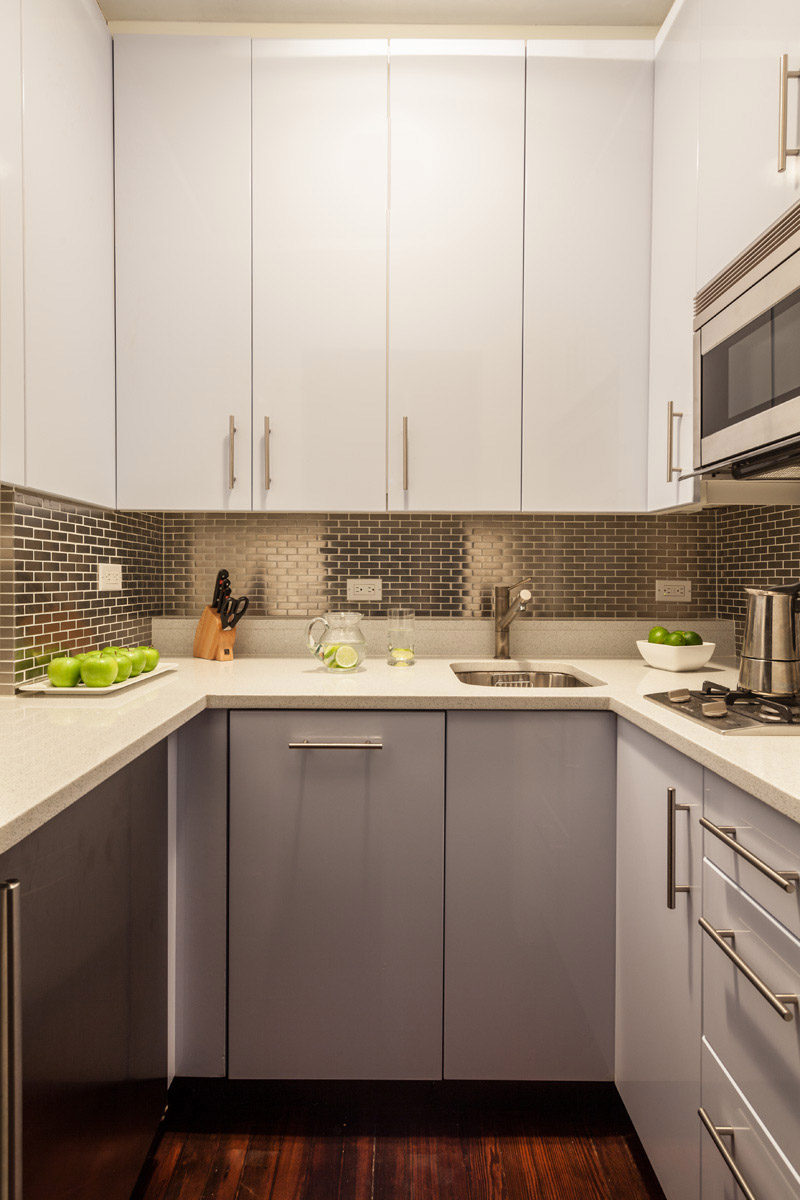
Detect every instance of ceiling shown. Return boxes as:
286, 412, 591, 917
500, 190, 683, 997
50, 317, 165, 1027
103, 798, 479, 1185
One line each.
98, 0, 672, 27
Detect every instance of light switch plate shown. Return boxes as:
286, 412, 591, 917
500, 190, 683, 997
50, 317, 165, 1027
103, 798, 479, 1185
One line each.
347, 578, 382, 601
97, 561, 123, 592
655, 579, 691, 602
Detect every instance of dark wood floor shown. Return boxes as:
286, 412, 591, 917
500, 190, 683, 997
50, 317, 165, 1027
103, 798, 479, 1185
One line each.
133, 1081, 666, 1200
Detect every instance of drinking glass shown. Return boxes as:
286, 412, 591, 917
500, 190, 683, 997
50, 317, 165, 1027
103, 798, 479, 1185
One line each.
387, 608, 415, 666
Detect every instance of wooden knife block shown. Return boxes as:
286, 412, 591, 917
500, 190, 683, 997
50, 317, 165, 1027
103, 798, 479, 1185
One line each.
193, 606, 237, 662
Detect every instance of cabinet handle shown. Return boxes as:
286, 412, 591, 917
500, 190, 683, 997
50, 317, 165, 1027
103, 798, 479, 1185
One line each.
698, 1108, 756, 1200
228, 415, 236, 490
700, 817, 798, 894
1, 880, 22, 1200
264, 417, 271, 492
667, 787, 691, 909
288, 740, 383, 750
698, 917, 798, 1022
666, 400, 683, 482
778, 54, 800, 172
402, 417, 409, 492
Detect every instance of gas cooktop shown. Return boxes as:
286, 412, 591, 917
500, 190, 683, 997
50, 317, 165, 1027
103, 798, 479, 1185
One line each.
646, 680, 800, 735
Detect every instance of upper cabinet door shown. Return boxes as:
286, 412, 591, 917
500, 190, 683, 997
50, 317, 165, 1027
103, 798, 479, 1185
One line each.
252, 41, 388, 512
22, 0, 116, 508
648, 0, 701, 511
522, 46, 653, 513
388, 41, 525, 512
697, 0, 800, 288
115, 36, 252, 511
0, 0, 24, 487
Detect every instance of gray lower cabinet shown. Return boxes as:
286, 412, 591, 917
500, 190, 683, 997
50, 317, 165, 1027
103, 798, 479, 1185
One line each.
228, 711, 445, 1079
0, 744, 168, 1200
444, 710, 616, 1080
616, 720, 703, 1200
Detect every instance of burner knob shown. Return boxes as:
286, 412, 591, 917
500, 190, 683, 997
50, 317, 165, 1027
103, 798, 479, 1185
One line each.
668, 689, 691, 703
701, 700, 728, 718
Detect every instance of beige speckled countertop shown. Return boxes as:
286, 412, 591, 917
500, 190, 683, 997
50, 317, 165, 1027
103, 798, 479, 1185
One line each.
2, 654, 799, 854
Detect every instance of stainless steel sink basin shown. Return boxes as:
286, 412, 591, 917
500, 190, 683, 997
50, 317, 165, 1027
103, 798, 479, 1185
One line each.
450, 660, 603, 688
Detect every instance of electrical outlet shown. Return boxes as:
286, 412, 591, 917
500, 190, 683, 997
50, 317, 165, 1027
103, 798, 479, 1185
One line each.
655, 579, 691, 602
346, 577, 382, 602
97, 561, 123, 592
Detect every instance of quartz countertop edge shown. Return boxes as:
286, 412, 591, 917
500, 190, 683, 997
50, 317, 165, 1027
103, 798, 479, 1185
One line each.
2, 655, 799, 854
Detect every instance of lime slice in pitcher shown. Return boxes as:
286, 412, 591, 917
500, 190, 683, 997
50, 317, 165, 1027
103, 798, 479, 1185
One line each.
334, 645, 359, 670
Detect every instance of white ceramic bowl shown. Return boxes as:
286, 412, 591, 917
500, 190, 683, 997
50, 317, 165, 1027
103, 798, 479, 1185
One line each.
636, 639, 715, 672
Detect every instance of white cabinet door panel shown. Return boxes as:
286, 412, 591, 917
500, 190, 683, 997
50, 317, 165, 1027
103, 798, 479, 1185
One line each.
523, 48, 653, 512
388, 41, 525, 512
648, 1, 701, 511
0, 0, 25, 486
115, 36, 252, 511
252, 41, 388, 512
697, 0, 800, 288
22, 0, 116, 508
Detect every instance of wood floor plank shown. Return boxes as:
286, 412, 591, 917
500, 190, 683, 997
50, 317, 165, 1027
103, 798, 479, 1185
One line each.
141, 1083, 665, 1200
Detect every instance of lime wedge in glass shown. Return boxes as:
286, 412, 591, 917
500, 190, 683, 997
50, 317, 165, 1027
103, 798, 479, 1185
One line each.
334, 645, 359, 670
391, 648, 414, 662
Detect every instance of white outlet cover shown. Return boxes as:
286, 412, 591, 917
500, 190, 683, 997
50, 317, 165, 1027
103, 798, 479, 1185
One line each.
97, 561, 123, 591
655, 579, 691, 602
346, 577, 382, 601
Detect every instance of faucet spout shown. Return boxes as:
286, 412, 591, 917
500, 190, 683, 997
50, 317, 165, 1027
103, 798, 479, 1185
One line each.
494, 579, 533, 659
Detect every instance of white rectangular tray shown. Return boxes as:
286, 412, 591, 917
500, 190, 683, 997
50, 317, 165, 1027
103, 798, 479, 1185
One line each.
17, 661, 178, 696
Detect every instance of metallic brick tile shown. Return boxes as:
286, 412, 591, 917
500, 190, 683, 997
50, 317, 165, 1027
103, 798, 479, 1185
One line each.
716, 505, 800, 651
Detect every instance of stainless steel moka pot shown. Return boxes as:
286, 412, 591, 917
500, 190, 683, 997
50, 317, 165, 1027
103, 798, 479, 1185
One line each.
739, 582, 800, 697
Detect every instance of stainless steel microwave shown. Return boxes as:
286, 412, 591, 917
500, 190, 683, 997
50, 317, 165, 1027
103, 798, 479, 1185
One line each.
694, 219, 800, 475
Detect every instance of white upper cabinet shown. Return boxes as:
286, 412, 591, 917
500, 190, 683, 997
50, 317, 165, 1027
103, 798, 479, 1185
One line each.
115, 36, 252, 511
522, 45, 654, 513
387, 41, 525, 512
252, 41, 388, 511
22, 0, 116, 508
697, 0, 800, 288
0, 0, 25, 486
648, 0, 701, 511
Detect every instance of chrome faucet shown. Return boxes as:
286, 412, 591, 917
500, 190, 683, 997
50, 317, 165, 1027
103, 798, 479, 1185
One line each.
494, 578, 533, 659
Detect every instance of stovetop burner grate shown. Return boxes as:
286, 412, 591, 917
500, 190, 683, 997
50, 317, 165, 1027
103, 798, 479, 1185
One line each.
645, 680, 800, 734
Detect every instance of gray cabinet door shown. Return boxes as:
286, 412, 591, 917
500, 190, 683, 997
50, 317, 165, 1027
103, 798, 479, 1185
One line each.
0, 744, 168, 1200
616, 720, 702, 1200
228, 711, 444, 1079
444, 711, 616, 1080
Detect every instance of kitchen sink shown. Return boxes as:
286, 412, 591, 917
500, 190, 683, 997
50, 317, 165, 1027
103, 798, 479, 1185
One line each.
450, 661, 603, 688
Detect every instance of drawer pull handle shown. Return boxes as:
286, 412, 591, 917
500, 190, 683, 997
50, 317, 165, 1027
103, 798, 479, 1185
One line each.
1, 880, 22, 1200
667, 787, 691, 909
698, 1108, 756, 1200
700, 817, 798, 894
288, 740, 383, 750
699, 917, 798, 1022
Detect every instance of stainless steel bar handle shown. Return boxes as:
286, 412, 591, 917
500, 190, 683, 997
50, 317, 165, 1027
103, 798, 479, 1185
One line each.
698, 1109, 756, 1200
228, 415, 236, 490
402, 417, 409, 492
699, 917, 798, 1022
666, 401, 683, 482
264, 417, 271, 492
288, 740, 383, 750
1, 880, 22, 1200
700, 817, 798, 894
667, 787, 691, 909
778, 54, 800, 172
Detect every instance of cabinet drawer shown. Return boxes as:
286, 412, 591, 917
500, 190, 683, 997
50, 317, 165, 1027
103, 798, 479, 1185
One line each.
701, 1039, 800, 1200
702, 860, 800, 1173
704, 773, 800, 940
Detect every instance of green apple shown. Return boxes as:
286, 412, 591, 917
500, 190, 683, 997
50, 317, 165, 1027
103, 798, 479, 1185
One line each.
80, 655, 118, 687
47, 656, 82, 688
140, 646, 160, 672
126, 646, 147, 677
102, 649, 133, 682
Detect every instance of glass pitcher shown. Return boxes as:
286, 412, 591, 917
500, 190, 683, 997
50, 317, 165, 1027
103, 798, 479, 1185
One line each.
306, 611, 366, 671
